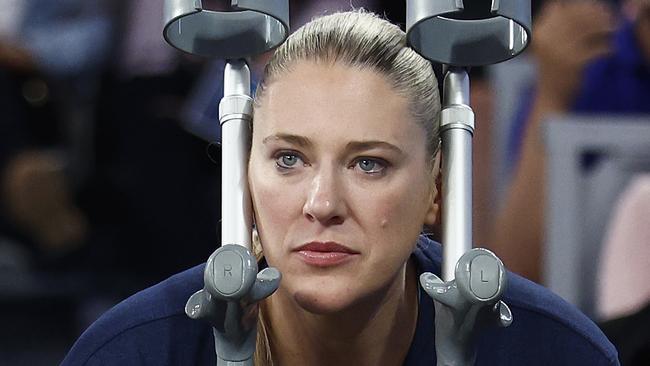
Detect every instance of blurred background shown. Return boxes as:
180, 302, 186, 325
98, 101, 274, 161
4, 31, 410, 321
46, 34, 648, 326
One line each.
0, 0, 647, 364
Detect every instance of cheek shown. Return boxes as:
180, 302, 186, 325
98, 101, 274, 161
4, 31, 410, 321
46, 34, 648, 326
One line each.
249, 164, 301, 253
373, 186, 425, 230
252, 173, 293, 218
359, 175, 430, 245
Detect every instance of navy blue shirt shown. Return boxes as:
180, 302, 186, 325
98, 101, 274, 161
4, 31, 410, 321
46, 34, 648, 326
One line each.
62, 237, 619, 365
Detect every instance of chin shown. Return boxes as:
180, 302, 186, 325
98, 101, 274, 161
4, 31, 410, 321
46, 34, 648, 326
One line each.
292, 288, 356, 315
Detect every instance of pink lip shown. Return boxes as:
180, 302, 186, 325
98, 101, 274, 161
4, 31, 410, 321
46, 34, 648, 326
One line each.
294, 241, 359, 267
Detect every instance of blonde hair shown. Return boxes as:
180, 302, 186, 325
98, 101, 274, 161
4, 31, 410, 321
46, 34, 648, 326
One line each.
252, 10, 441, 365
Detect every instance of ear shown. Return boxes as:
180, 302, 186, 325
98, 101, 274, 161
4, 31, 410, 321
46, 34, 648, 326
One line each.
424, 153, 441, 226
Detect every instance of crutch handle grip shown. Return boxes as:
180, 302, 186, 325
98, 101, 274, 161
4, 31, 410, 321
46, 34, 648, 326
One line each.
420, 248, 512, 366
185, 245, 281, 364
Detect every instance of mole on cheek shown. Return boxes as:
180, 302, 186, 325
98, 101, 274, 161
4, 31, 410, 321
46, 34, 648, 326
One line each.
380, 219, 389, 228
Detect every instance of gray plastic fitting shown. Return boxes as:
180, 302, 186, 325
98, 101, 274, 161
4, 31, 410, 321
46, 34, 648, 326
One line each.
163, 0, 289, 58
406, 0, 531, 66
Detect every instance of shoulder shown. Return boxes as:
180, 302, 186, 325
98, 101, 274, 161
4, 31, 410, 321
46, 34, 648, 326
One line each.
61, 264, 214, 365
496, 272, 619, 364
413, 236, 619, 365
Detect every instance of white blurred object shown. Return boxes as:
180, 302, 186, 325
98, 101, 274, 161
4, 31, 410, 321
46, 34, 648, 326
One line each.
597, 174, 650, 320
0, 0, 25, 41
543, 117, 650, 318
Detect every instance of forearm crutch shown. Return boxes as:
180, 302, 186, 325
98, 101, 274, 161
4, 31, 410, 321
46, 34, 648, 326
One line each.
162, 1, 289, 365
406, 1, 531, 365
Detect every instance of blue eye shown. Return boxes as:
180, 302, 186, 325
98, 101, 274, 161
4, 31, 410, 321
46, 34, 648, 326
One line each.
355, 158, 386, 174
276, 153, 302, 169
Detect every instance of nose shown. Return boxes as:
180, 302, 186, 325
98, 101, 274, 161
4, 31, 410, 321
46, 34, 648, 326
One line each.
302, 168, 347, 225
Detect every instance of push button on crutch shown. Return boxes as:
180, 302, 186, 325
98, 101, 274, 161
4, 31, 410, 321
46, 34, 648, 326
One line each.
469, 254, 500, 300
212, 250, 244, 295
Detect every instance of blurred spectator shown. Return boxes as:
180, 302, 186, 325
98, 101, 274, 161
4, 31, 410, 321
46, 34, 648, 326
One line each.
0, 0, 113, 269
1, 0, 226, 362
0, 1, 116, 363
490, 0, 650, 283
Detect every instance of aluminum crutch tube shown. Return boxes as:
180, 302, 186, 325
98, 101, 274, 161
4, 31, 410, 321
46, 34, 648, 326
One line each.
440, 68, 474, 281
219, 60, 254, 250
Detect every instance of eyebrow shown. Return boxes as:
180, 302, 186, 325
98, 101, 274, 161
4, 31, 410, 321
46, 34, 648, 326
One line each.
262, 134, 404, 156
344, 140, 404, 157
262, 134, 313, 148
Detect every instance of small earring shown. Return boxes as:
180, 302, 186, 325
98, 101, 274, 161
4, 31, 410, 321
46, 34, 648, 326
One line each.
252, 226, 264, 258
252, 226, 260, 241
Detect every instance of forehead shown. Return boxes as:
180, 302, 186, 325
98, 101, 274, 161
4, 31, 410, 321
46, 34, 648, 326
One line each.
254, 61, 423, 146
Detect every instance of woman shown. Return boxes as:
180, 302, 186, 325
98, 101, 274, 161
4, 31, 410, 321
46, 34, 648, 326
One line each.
62, 11, 618, 365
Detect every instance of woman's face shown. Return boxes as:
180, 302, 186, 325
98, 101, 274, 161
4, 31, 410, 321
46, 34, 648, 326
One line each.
249, 61, 439, 314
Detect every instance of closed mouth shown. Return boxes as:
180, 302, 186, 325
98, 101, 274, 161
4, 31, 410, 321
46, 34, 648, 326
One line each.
294, 241, 359, 254
293, 241, 360, 267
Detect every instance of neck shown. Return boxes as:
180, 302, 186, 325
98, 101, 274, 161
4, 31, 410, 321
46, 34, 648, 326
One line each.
265, 259, 419, 366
